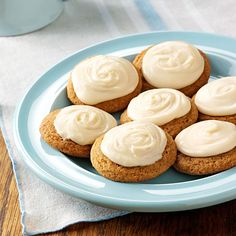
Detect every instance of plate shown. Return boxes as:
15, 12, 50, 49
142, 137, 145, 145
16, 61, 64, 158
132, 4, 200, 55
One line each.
14, 32, 236, 212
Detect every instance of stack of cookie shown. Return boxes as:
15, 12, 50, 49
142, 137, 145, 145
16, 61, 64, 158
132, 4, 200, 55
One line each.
40, 41, 236, 182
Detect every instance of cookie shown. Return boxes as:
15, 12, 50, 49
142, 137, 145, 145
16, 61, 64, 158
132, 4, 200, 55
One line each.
120, 89, 198, 137
40, 105, 117, 157
193, 76, 236, 125
90, 122, 177, 182
174, 120, 236, 175
133, 42, 211, 97
40, 110, 91, 157
67, 55, 142, 113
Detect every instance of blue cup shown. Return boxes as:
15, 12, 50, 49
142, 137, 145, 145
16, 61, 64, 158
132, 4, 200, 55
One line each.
0, 0, 64, 36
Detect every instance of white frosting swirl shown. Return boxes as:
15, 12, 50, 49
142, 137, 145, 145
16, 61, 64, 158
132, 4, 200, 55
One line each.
175, 120, 236, 157
127, 88, 191, 125
54, 105, 117, 145
142, 41, 204, 89
195, 77, 236, 116
71, 55, 139, 105
100, 121, 167, 167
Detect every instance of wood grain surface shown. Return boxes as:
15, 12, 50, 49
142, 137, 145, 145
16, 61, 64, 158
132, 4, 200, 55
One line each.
1, 129, 236, 236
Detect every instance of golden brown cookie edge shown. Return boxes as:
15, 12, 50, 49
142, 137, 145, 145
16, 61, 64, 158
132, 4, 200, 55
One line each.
174, 147, 236, 175
192, 96, 236, 124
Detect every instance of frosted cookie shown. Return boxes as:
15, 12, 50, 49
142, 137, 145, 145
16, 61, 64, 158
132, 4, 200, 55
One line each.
133, 41, 211, 97
67, 55, 142, 113
40, 105, 117, 157
91, 121, 177, 182
120, 88, 198, 137
194, 77, 236, 125
174, 120, 236, 175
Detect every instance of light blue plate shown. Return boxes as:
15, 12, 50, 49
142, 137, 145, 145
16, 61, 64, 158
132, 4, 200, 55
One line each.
14, 32, 236, 212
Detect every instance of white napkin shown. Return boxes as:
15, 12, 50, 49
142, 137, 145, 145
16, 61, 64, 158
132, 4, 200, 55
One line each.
1, 0, 236, 235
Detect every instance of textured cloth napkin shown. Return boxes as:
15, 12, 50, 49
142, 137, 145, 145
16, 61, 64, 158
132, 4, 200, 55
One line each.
1, 0, 236, 235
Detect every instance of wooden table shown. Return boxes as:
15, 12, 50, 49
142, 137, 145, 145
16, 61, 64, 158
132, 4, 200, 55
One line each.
1, 130, 236, 236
